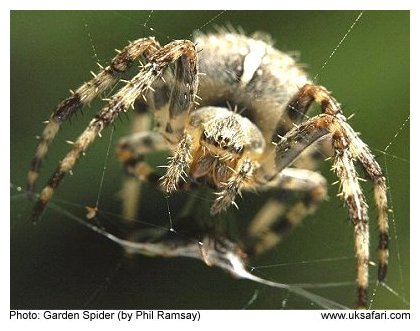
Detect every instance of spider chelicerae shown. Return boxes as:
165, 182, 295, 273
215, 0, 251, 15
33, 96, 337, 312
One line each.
27, 29, 389, 309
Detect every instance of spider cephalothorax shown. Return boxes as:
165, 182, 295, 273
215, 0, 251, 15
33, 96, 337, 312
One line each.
186, 108, 265, 194
27, 29, 388, 309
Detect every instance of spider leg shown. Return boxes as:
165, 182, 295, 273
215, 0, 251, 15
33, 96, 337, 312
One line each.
118, 97, 153, 221
117, 131, 193, 189
272, 84, 388, 308
260, 83, 333, 180
158, 49, 201, 192
118, 128, 196, 220
275, 116, 370, 308
159, 133, 194, 193
119, 65, 201, 206
290, 137, 333, 171
245, 168, 327, 256
272, 82, 318, 138
119, 68, 174, 220
30, 40, 198, 222
333, 138, 369, 309
117, 129, 168, 220
340, 116, 389, 283
27, 37, 161, 193
210, 159, 255, 215
155, 42, 200, 142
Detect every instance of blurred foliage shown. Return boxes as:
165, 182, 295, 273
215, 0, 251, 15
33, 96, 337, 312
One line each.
11, 11, 409, 309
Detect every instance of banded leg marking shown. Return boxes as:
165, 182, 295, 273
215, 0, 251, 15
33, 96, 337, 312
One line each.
27, 37, 161, 193
31, 40, 198, 222
272, 83, 389, 308
246, 168, 327, 256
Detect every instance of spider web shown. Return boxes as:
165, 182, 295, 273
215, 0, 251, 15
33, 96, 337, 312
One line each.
10, 10, 410, 310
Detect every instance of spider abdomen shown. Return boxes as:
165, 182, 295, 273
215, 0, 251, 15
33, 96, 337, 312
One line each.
194, 31, 309, 143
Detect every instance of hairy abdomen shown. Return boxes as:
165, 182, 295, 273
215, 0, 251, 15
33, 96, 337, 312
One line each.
194, 31, 309, 143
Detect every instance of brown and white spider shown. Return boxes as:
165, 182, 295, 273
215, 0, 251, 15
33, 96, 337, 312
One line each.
27, 29, 388, 309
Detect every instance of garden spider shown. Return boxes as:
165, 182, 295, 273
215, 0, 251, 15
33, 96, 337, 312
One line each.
27, 29, 388, 309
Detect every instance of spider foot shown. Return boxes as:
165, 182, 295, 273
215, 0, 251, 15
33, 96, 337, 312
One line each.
210, 159, 253, 215
159, 171, 182, 193
210, 186, 239, 215
159, 133, 193, 193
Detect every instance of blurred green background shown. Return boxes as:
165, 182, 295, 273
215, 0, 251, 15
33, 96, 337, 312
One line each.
10, 11, 409, 309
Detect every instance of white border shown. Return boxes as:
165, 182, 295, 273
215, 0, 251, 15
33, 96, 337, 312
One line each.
1, 0, 417, 10
3, 1, 417, 330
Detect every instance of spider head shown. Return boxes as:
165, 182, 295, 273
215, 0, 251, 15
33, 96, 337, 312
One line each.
187, 107, 265, 188
202, 115, 245, 157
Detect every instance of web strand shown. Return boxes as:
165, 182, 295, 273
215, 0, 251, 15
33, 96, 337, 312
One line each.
313, 11, 364, 81
382, 116, 410, 302
95, 126, 115, 210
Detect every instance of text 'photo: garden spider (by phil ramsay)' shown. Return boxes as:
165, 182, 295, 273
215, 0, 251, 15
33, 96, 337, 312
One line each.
18, 11, 409, 310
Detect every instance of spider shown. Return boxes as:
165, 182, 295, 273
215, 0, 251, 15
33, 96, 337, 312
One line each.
27, 29, 389, 309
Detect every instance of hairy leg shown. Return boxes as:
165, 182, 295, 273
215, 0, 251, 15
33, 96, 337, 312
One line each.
270, 84, 388, 308
245, 168, 327, 256
27, 38, 161, 193
31, 40, 198, 222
